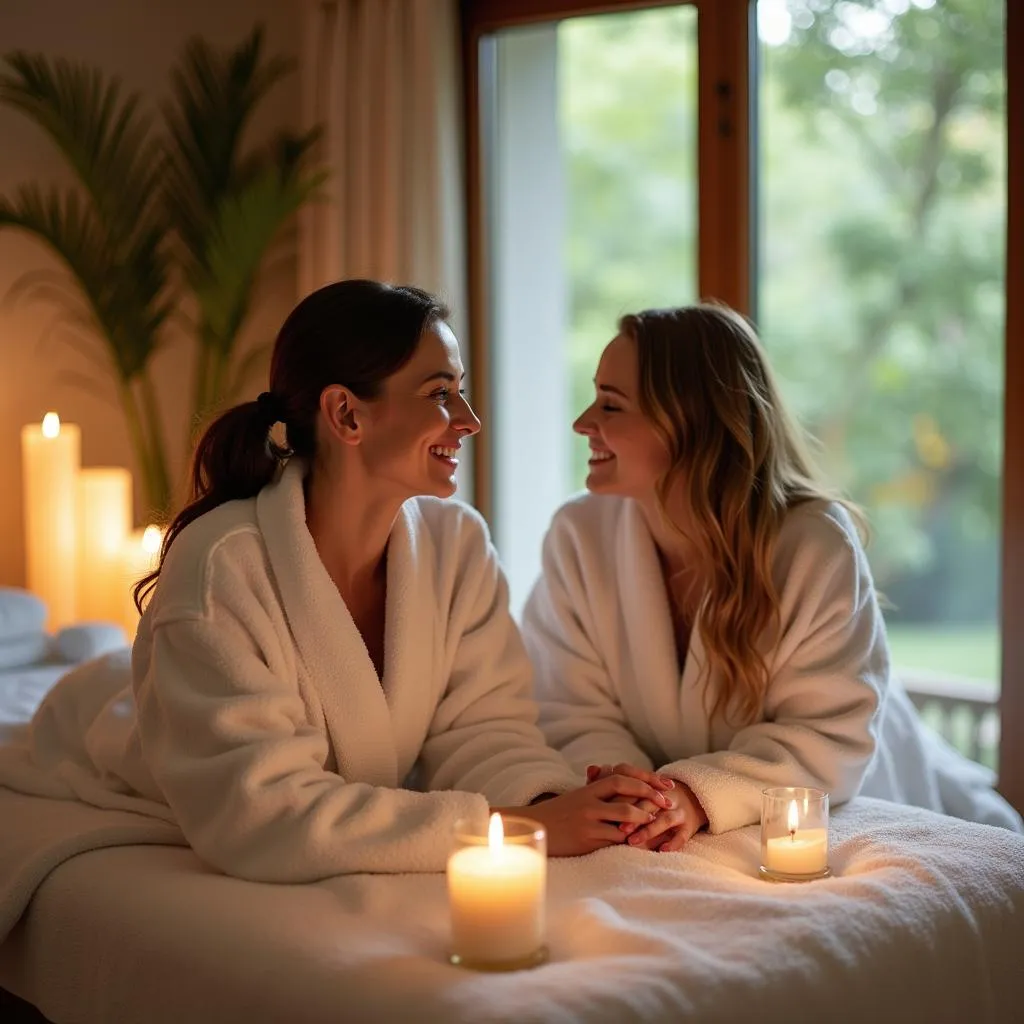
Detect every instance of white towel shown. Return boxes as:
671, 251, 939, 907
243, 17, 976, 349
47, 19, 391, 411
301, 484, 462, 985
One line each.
0, 633, 50, 671
5, 794, 1020, 1024
0, 589, 46, 644
52, 623, 128, 664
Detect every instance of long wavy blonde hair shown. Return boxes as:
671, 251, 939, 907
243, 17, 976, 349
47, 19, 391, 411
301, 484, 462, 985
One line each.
621, 302, 865, 725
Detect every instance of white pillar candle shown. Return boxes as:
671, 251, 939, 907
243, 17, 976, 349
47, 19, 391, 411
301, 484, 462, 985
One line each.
21, 412, 80, 630
77, 467, 133, 625
447, 814, 546, 968
121, 525, 164, 641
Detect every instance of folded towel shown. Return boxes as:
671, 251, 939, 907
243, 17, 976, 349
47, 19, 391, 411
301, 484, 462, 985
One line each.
53, 624, 129, 664
0, 589, 47, 644
0, 632, 50, 671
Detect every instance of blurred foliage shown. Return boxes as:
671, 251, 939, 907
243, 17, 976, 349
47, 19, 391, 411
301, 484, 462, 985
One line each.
560, 0, 1004, 629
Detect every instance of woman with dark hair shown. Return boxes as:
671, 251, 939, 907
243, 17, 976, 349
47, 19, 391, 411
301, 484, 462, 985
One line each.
523, 302, 1021, 853
3, 280, 671, 881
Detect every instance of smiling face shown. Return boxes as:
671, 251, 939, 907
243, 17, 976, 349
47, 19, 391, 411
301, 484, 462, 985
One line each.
354, 320, 480, 500
574, 333, 670, 499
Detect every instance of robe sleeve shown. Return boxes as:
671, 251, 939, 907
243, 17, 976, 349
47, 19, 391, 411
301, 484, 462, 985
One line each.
137, 577, 488, 882
660, 513, 886, 833
522, 518, 655, 775
416, 513, 582, 807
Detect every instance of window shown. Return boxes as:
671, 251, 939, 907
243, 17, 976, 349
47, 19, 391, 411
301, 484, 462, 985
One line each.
478, 4, 698, 611
757, 0, 1006, 766
464, 0, 1021, 805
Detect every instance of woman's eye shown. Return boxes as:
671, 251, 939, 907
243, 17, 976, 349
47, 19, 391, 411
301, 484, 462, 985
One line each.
432, 388, 451, 403
601, 404, 621, 413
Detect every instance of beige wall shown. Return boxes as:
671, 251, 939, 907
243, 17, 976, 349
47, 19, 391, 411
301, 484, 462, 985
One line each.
0, 0, 301, 588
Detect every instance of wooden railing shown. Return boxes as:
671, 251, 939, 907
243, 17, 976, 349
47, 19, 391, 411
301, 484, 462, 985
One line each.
900, 670, 1000, 768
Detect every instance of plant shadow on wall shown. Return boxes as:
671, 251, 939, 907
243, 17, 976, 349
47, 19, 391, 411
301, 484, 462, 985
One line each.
0, 25, 326, 519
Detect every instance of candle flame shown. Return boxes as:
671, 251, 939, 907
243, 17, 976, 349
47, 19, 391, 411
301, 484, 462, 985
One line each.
488, 812, 504, 852
787, 799, 800, 835
41, 412, 60, 439
141, 526, 162, 555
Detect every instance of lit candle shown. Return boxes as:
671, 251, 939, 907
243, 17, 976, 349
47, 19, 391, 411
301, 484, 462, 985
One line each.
77, 467, 133, 625
760, 787, 831, 882
447, 813, 547, 969
121, 525, 164, 641
20, 412, 81, 630
763, 800, 829, 876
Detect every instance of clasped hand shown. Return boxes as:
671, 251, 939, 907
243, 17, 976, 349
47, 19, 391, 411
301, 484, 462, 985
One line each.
518, 771, 674, 856
586, 762, 709, 853
516, 763, 707, 857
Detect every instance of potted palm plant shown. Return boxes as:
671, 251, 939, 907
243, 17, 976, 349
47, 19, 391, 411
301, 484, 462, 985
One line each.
0, 26, 325, 518
0, 54, 175, 517
162, 27, 325, 437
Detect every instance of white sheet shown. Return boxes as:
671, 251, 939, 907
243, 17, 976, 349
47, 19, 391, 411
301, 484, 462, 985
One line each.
0, 663, 72, 744
2, 796, 1022, 1024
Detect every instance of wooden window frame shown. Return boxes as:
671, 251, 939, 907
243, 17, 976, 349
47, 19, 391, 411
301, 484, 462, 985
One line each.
461, 0, 1023, 811
461, 0, 749, 524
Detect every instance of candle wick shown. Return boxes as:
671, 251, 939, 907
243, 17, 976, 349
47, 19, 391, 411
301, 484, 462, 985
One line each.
789, 829, 796, 842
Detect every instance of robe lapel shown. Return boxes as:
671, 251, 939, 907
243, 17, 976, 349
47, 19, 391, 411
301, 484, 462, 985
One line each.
617, 501, 712, 761
256, 460, 399, 787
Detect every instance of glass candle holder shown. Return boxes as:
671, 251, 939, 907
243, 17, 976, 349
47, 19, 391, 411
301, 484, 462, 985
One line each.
447, 813, 548, 971
759, 787, 831, 882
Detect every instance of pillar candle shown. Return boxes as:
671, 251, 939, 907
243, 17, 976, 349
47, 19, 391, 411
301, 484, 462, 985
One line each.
121, 525, 164, 642
447, 814, 547, 967
21, 412, 80, 630
77, 467, 133, 625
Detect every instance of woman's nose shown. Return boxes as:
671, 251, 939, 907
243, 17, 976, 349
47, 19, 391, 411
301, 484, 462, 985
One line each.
454, 395, 482, 437
574, 405, 596, 436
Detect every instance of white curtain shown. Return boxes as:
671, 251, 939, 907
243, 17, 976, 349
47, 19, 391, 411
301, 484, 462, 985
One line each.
298, 0, 467, 329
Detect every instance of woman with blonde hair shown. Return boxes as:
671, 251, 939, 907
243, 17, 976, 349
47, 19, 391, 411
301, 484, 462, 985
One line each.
523, 303, 1021, 852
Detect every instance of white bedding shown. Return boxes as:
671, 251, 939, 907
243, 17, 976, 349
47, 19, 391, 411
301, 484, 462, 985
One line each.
2, 795, 1023, 1024
0, 663, 73, 744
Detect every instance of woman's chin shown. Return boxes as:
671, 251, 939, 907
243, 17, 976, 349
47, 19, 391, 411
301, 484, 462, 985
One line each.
425, 474, 459, 499
585, 468, 617, 494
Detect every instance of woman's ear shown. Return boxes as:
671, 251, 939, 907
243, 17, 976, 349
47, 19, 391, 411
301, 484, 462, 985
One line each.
320, 384, 364, 445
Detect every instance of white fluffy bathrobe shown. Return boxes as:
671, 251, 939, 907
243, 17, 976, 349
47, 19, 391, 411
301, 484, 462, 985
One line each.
523, 493, 1023, 834
0, 460, 580, 882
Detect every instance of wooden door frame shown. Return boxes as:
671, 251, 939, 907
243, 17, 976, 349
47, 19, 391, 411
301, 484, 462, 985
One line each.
999, 0, 1022, 812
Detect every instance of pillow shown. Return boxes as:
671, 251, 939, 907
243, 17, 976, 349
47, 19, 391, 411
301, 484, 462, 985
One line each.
0, 588, 47, 644
53, 623, 129, 664
0, 632, 51, 670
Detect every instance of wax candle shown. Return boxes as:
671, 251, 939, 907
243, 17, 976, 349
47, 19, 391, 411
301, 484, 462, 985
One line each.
121, 525, 163, 641
21, 412, 81, 630
77, 467, 133, 625
760, 788, 831, 882
447, 814, 547, 970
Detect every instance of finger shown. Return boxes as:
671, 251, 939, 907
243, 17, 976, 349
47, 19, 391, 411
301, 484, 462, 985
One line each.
594, 802, 658, 825
628, 810, 683, 847
618, 799, 661, 833
594, 775, 672, 807
586, 765, 600, 783
656, 826, 693, 853
589, 823, 631, 845
611, 763, 676, 790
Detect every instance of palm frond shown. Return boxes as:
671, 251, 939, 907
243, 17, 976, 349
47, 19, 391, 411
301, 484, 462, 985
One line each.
196, 164, 325, 348
0, 52, 165, 242
54, 366, 111, 403
162, 25, 295, 263
0, 183, 173, 379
